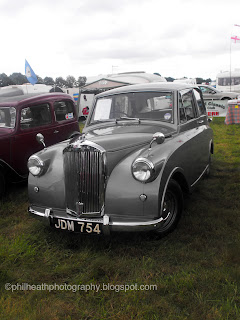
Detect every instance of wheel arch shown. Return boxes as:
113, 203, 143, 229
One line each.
221, 97, 231, 100
159, 167, 189, 216
210, 139, 214, 154
0, 159, 25, 182
171, 170, 190, 195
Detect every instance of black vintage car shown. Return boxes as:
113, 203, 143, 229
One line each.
28, 83, 213, 236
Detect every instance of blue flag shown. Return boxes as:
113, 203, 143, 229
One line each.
25, 59, 38, 85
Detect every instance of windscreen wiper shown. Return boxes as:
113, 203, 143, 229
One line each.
115, 116, 140, 124
90, 119, 116, 124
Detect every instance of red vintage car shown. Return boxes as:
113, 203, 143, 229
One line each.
0, 92, 80, 197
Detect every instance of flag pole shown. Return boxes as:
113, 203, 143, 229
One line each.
231, 24, 240, 92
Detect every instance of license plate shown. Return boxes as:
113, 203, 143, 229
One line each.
52, 218, 102, 235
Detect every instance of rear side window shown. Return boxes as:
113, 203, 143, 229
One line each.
179, 90, 195, 123
54, 101, 75, 121
193, 89, 206, 116
20, 104, 51, 129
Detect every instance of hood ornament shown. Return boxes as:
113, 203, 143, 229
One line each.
71, 133, 86, 148
79, 133, 86, 143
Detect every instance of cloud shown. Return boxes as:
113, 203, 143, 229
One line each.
1, 0, 240, 80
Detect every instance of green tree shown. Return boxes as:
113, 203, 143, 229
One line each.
77, 76, 87, 87
55, 77, 67, 88
44, 77, 55, 85
9, 72, 27, 85
36, 75, 44, 84
66, 75, 76, 88
0, 73, 14, 87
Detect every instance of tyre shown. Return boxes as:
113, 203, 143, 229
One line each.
0, 170, 6, 199
156, 179, 183, 236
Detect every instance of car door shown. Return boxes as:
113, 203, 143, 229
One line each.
178, 89, 206, 185
11, 102, 57, 176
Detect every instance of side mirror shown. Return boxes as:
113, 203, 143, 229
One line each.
149, 132, 165, 149
208, 117, 213, 123
36, 133, 46, 148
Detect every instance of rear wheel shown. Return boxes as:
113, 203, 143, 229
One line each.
0, 170, 6, 199
156, 179, 183, 236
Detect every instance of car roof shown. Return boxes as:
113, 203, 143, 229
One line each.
96, 82, 197, 97
0, 92, 73, 107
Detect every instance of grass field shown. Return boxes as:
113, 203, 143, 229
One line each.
0, 118, 239, 320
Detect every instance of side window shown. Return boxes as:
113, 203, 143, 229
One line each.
199, 86, 209, 93
179, 90, 195, 123
193, 89, 206, 116
20, 104, 51, 129
54, 101, 75, 121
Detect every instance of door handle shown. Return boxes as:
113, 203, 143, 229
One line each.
197, 120, 204, 124
54, 130, 59, 134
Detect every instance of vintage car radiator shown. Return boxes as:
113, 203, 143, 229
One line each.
63, 143, 105, 217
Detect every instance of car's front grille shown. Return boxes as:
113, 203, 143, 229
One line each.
63, 142, 106, 216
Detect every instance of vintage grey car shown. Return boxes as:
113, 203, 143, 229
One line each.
28, 83, 213, 236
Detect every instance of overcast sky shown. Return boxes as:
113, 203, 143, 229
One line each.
1, 0, 240, 81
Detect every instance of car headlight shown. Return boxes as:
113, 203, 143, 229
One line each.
132, 158, 155, 182
28, 155, 44, 176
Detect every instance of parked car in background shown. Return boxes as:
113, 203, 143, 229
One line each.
197, 84, 239, 100
28, 83, 213, 237
0, 93, 79, 197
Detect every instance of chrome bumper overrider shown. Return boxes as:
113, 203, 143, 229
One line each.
28, 207, 169, 234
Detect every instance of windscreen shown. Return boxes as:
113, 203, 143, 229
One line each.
90, 91, 173, 124
0, 107, 16, 128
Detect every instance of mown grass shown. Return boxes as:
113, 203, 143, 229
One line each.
0, 118, 239, 320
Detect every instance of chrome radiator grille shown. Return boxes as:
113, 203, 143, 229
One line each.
63, 143, 105, 216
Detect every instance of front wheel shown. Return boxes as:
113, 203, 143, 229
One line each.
155, 179, 183, 236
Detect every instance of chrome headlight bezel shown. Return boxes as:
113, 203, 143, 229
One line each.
132, 157, 155, 183
27, 155, 45, 177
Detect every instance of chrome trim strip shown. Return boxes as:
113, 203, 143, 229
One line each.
29, 207, 46, 218
190, 164, 209, 188
109, 213, 170, 227
160, 167, 180, 214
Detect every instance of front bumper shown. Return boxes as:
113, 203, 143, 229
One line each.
28, 206, 169, 235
